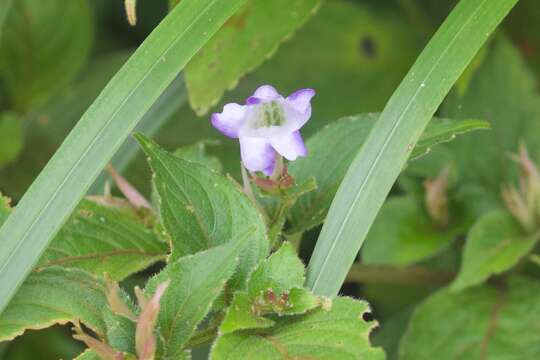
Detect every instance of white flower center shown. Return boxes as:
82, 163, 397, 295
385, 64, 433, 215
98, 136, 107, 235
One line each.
251, 101, 285, 128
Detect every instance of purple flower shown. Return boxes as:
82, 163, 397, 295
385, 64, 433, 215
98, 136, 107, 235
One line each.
211, 85, 315, 175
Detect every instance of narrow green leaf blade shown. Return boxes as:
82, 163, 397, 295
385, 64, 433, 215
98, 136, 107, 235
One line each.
306, 0, 518, 296
0, 0, 247, 314
287, 114, 488, 234
0, 267, 107, 341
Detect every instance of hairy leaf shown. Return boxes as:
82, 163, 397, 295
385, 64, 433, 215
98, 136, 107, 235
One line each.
451, 211, 539, 291
37, 199, 167, 281
288, 114, 489, 234
0, 267, 107, 341
401, 277, 540, 359
136, 134, 268, 288
212, 297, 383, 359
185, 0, 321, 114
220, 243, 318, 334
144, 241, 243, 359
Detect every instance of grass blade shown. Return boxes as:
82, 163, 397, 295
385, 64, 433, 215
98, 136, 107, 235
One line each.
89, 74, 187, 193
0, 0, 246, 314
306, 0, 519, 296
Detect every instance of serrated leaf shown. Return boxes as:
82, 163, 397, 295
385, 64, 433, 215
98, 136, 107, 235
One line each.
248, 242, 305, 298
362, 195, 461, 266
221, 243, 318, 334
450, 211, 539, 291
220, 291, 275, 335
0, 112, 23, 167
185, 0, 321, 114
212, 297, 384, 359
401, 277, 540, 359
136, 134, 268, 289
0, 0, 93, 111
144, 240, 244, 359
287, 114, 489, 234
174, 140, 223, 173
36, 199, 168, 281
0, 267, 107, 341
103, 307, 136, 354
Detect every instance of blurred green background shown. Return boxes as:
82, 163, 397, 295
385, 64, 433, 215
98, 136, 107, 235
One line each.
1, 0, 540, 358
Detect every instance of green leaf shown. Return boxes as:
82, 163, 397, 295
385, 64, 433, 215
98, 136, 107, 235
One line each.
306, 0, 517, 297
103, 307, 136, 354
400, 276, 540, 359
145, 241, 243, 359
212, 297, 383, 359
174, 140, 223, 172
287, 114, 489, 234
442, 36, 540, 194
0, 0, 247, 315
248, 242, 305, 298
220, 243, 319, 334
185, 0, 321, 114
0, 0, 93, 110
450, 211, 539, 292
409, 117, 490, 160
36, 199, 167, 281
220, 291, 275, 335
362, 195, 460, 266
136, 134, 268, 289
0, 267, 107, 341
0, 112, 23, 167
74, 350, 100, 360
0, 193, 10, 225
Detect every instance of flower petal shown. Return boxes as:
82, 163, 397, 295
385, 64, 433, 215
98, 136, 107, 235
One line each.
284, 88, 315, 128
239, 136, 276, 175
246, 85, 281, 105
211, 103, 247, 138
270, 130, 307, 161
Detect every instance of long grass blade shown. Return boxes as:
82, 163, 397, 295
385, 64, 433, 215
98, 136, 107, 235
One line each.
306, 0, 519, 296
0, 0, 246, 314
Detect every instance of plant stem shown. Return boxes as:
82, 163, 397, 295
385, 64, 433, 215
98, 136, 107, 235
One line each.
346, 264, 454, 285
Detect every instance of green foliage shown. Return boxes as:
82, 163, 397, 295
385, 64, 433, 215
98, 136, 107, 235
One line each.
212, 297, 384, 360
401, 277, 540, 359
37, 199, 167, 281
144, 241, 242, 359
442, 36, 540, 195
362, 195, 460, 266
0, 267, 107, 342
0, 0, 248, 315
0, 193, 10, 224
185, 0, 321, 114
174, 141, 223, 172
0, 0, 93, 111
287, 114, 489, 234
220, 243, 318, 334
136, 134, 268, 289
0, 112, 23, 167
306, 0, 518, 297
451, 211, 540, 291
